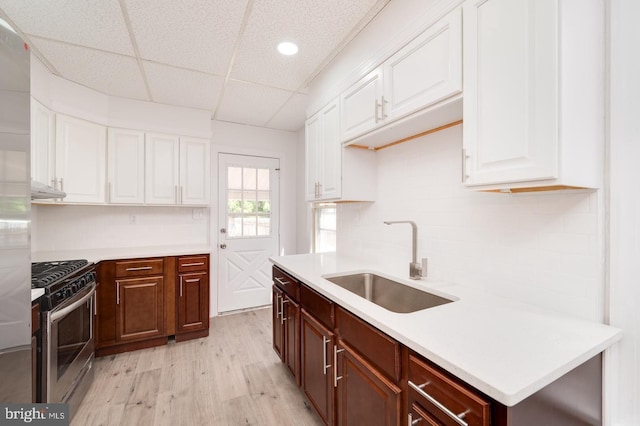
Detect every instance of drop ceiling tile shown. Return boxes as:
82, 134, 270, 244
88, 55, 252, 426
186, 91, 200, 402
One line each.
143, 61, 224, 111
267, 93, 309, 132
32, 37, 148, 101
124, 0, 248, 75
216, 80, 292, 128
230, 0, 386, 91
0, 0, 134, 55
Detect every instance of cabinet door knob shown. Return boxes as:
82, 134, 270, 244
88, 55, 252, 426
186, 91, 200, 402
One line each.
220, 244, 227, 249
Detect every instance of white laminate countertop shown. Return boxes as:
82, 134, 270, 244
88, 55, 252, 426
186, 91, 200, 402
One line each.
32, 245, 211, 264
270, 253, 622, 407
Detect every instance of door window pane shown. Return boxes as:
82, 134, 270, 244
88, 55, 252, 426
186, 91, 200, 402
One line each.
228, 167, 242, 189
226, 165, 272, 238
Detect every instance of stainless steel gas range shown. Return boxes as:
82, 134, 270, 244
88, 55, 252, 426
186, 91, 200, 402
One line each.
32, 260, 96, 417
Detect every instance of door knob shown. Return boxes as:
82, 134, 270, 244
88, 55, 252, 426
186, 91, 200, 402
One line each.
220, 244, 227, 249
220, 228, 226, 234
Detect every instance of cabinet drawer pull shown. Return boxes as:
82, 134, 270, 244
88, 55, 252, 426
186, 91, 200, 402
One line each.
408, 381, 469, 426
181, 262, 204, 267
333, 345, 345, 387
274, 277, 290, 286
275, 294, 281, 319
322, 336, 331, 375
180, 276, 183, 297
184, 278, 200, 283
381, 95, 388, 119
126, 266, 153, 271
116, 281, 120, 305
408, 413, 422, 425
280, 299, 289, 324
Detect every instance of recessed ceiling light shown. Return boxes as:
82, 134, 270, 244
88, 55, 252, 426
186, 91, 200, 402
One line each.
277, 41, 299, 56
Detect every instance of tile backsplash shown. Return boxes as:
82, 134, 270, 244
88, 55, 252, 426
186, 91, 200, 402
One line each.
337, 125, 603, 321
32, 204, 210, 251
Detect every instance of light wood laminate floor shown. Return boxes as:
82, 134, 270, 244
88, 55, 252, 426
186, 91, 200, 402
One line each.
72, 307, 323, 426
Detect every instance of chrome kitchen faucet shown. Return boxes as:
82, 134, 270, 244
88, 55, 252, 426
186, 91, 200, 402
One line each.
384, 221, 428, 279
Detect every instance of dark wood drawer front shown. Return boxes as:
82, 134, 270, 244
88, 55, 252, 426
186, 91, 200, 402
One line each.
409, 354, 491, 426
300, 285, 334, 329
335, 306, 401, 382
273, 266, 299, 301
178, 255, 209, 273
115, 258, 164, 278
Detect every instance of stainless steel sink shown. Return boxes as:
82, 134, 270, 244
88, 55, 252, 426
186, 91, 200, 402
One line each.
324, 273, 453, 313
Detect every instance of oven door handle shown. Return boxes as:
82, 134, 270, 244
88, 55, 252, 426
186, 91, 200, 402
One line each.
50, 284, 96, 322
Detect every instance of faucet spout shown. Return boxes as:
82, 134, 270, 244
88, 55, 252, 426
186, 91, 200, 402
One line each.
384, 220, 427, 279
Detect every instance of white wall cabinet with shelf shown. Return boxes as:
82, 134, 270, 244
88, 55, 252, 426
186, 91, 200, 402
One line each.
145, 133, 210, 206
340, 8, 462, 147
55, 114, 107, 203
462, 0, 604, 191
107, 128, 145, 204
306, 99, 376, 202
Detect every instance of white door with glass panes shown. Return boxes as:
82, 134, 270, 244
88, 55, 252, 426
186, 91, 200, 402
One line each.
218, 153, 280, 313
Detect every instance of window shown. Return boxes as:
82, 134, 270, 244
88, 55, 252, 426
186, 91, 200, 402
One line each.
313, 203, 336, 253
226, 166, 272, 238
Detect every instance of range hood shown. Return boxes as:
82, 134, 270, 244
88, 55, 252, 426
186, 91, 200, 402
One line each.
31, 180, 66, 200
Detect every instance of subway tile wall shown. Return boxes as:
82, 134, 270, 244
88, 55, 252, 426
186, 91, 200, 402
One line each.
32, 204, 210, 252
337, 125, 604, 322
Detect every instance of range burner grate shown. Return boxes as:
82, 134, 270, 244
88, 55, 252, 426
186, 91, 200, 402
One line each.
32, 260, 89, 288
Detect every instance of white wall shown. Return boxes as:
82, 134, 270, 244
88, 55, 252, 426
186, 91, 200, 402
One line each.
607, 0, 640, 424
337, 125, 604, 322
32, 204, 209, 251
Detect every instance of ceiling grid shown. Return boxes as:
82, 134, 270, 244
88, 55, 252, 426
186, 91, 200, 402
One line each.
0, 0, 389, 131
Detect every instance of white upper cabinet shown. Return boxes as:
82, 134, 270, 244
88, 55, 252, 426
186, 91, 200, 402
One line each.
30, 99, 55, 186
305, 111, 322, 201
55, 114, 107, 203
340, 68, 384, 143
306, 99, 342, 201
462, 0, 604, 190
340, 8, 462, 146
145, 133, 210, 205
107, 128, 145, 204
145, 133, 180, 205
383, 7, 462, 122
306, 98, 376, 202
179, 137, 211, 205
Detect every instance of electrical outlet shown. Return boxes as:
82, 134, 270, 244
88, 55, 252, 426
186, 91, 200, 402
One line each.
192, 208, 204, 220
129, 214, 137, 224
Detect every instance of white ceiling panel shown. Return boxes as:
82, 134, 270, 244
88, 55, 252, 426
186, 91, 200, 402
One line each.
0, 1, 391, 131
267, 93, 309, 132
216, 79, 292, 127
32, 37, 148, 101
124, 0, 248, 75
143, 61, 224, 111
0, 0, 134, 55
230, 0, 386, 91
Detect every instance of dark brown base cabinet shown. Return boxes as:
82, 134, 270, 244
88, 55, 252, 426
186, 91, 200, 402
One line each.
336, 341, 401, 426
176, 255, 210, 342
272, 266, 603, 426
301, 310, 334, 425
96, 254, 210, 356
272, 267, 301, 386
